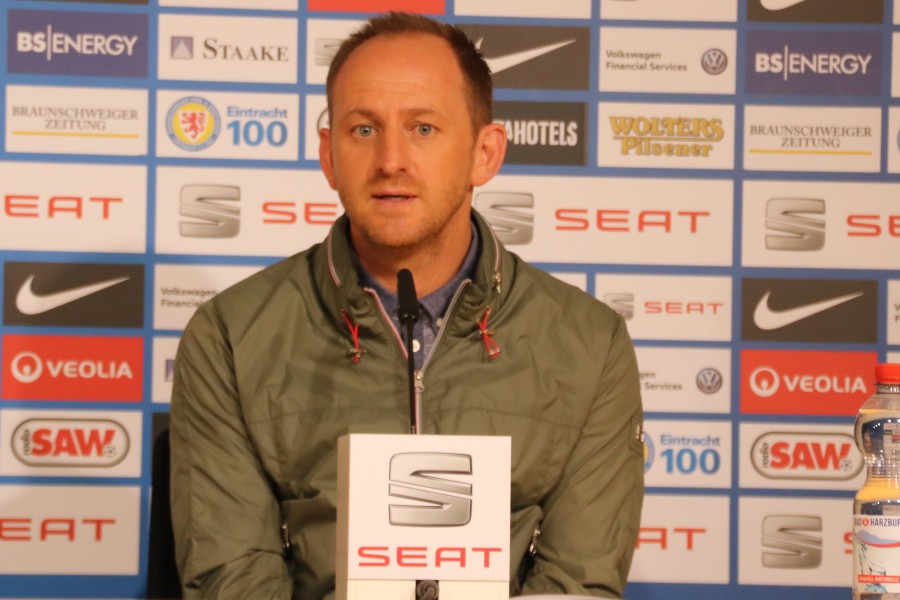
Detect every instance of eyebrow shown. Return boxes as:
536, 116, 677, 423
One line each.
344, 107, 442, 122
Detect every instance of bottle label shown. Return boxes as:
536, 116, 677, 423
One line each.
854, 514, 900, 592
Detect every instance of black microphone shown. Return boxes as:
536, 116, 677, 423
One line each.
397, 269, 420, 434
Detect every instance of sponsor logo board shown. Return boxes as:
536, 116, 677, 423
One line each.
744, 105, 880, 173
454, 0, 590, 18
3, 262, 144, 329
6, 85, 148, 156
742, 180, 900, 270
0, 162, 146, 253
630, 494, 730, 583
158, 14, 297, 84
888, 351, 900, 363
152, 336, 180, 404
2, 335, 143, 402
601, 0, 737, 22
738, 496, 852, 586
742, 277, 877, 344
456, 25, 590, 91
308, 0, 443, 12
8, 9, 148, 77
884, 107, 900, 173
596, 274, 732, 341
635, 347, 730, 414
306, 19, 362, 85
160, 0, 297, 7
739, 422, 863, 491
747, 0, 883, 24
890, 281, 900, 345
493, 101, 587, 166
155, 166, 340, 256
304, 93, 328, 161
0, 409, 142, 477
598, 102, 735, 170
746, 31, 881, 96
154, 264, 263, 330
740, 349, 875, 416
548, 272, 587, 292
642, 419, 731, 488
156, 90, 299, 160
599, 27, 736, 94
310, 22, 590, 91
0, 484, 140, 574
474, 176, 732, 266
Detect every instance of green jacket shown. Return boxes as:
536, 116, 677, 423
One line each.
170, 212, 644, 599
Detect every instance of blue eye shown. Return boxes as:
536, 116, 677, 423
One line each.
416, 124, 433, 136
356, 125, 375, 137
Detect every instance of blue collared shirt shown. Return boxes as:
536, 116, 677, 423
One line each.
355, 223, 480, 369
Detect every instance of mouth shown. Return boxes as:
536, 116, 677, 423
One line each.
372, 193, 416, 202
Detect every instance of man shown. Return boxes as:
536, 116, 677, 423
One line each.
170, 12, 643, 599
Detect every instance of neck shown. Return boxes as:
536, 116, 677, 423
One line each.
352, 220, 473, 297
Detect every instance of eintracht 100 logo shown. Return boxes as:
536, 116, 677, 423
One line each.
166, 96, 220, 151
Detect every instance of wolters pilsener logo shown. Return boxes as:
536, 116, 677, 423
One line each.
165, 96, 220, 151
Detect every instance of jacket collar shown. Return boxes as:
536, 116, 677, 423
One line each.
313, 210, 507, 337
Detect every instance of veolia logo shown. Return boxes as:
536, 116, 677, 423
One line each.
749, 366, 780, 397
11, 351, 43, 384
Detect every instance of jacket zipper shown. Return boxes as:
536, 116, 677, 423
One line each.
362, 280, 473, 434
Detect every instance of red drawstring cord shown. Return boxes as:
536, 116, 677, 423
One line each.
477, 307, 501, 359
342, 311, 365, 364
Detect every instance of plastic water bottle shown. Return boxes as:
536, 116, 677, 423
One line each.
853, 363, 900, 599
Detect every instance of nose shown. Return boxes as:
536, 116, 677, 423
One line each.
376, 125, 410, 177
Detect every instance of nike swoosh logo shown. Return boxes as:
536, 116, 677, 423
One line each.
759, 0, 808, 10
16, 275, 130, 315
753, 290, 863, 330
475, 38, 576, 74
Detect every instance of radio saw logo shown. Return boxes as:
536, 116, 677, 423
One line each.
11, 418, 130, 467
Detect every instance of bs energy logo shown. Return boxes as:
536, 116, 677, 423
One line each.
8, 9, 147, 77
746, 31, 881, 96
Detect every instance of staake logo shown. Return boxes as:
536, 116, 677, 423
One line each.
741, 349, 875, 416
12, 418, 130, 467
388, 452, 473, 527
2, 335, 143, 402
742, 278, 876, 343
171, 36, 193, 59
765, 198, 825, 251
179, 185, 240, 238
746, 31, 881, 96
748, 0, 883, 24
473, 192, 534, 246
8, 9, 148, 77
762, 515, 822, 568
165, 96, 220, 152
456, 25, 590, 90
4, 262, 144, 328
751, 432, 861, 481
493, 101, 586, 166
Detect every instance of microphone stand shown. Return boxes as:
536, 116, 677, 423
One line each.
397, 269, 439, 599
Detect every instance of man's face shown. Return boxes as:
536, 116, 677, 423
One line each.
320, 33, 495, 255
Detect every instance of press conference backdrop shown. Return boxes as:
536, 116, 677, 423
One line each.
0, 0, 897, 598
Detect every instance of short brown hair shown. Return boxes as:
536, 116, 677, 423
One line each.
325, 12, 493, 131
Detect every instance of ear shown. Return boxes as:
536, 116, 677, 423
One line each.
470, 122, 507, 187
319, 126, 338, 190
